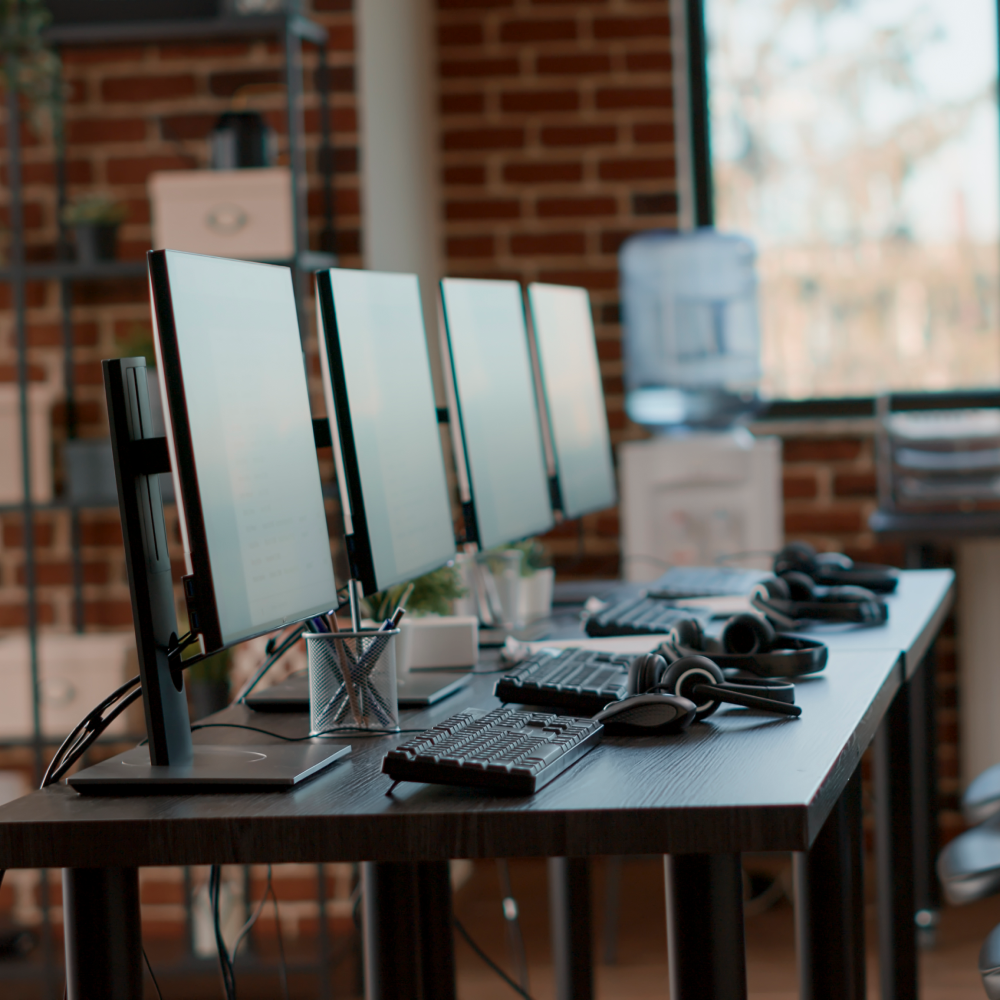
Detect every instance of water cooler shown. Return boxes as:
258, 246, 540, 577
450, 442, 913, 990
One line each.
618, 229, 782, 579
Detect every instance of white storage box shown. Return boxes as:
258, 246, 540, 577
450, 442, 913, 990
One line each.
148, 168, 294, 261
397, 616, 479, 672
0, 384, 55, 504
0, 633, 138, 740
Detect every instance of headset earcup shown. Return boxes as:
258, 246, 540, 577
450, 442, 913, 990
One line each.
721, 613, 776, 655
628, 653, 667, 696
758, 575, 790, 601
780, 570, 816, 602
774, 541, 818, 577
671, 618, 705, 651
659, 655, 725, 719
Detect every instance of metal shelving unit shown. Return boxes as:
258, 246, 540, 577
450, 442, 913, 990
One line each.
1, 12, 342, 997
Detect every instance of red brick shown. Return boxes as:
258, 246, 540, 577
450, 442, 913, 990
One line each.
446, 199, 521, 220
27, 322, 98, 348
325, 25, 355, 50
441, 58, 520, 78
62, 46, 144, 65
67, 118, 146, 145
443, 165, 486, 185
503, 162, 582, 183
537, 54, 611, 75
632, 191, 678, 215
16, 561, 109, 586
593, 16, 670, 38
101, 74, 196, 103
596, 87, 671, 109
596, 339, 622, 360
441, 93, 485, 114
784, 510, 865, 533
834, 472, 877, 497
0, 363, 47, 381
501, 90, 579, 112
541, 125, 616, 146
440, 0, 513, 7
160, 113, 216, 141
500, 19, 577, 42
139, 881, 185, 905
4, 159, 91, 185
783, 439, 863, 462
510, 232, 586, 255
157, 41, 251, 60
538, 269, 617, 290
65, 78, 87, 104
2, 519, 54, 548
634, 122, 672, 144
783, 475, 818, 500
0, 603, 54, 627
73, 362, 107, 386
443, 127, 524, 151
106, 155, 196, 184
80, 517, 123, 547
0, 202, 44, 229
538, 196, 617, 217
447, 235, 495, 257
599, 157, 673, 180
84, 601, 134, 627
599, 230, 635, 254
439, 23, 484, 46
209, 69, 283, 97
626, 51, 672, 72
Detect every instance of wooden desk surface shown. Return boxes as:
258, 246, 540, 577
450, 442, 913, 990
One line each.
797, 568, 954, 679
0, 647, 900, 870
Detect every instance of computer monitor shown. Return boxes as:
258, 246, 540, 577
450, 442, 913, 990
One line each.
526, 283, 617, 519
315, 268, 456, 595
439, 277, 554, 550
150, 250, 340, 654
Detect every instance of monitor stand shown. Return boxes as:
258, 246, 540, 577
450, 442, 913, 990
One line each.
67, 358, 350, 796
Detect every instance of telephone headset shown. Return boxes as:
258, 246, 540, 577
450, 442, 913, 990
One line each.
624, 650, 801, 722
773, 541, 898, 594
658, 615, 828, 679
751, 573, 888, 630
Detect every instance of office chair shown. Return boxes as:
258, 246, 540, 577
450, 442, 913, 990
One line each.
963, 761, 1000, 825
937, 812, 1000, 905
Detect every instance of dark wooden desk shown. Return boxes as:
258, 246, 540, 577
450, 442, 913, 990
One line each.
0, 569, 953, 1000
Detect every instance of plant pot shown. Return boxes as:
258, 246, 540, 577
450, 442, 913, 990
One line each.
73, 223, 118, 264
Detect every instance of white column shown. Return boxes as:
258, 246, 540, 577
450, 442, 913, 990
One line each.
958, 539, 1000, 786
356, 0, 444, 398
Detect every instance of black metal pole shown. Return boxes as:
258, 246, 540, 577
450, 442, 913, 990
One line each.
548, 857, 593, 1000
795, 766, 866, 1000
685, 0, 714, 227
361, 861, 423, 1000
317, 863, 332, 1000
316, 43, 337, 256
283, 20, 309, 340
418, 862, 456, 1000
911, 649, 941, 943
665, 853, 747, 1000
874, 679, 919, 1000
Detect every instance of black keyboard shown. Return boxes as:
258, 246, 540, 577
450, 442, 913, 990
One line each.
495, 647, 631, 714
585, 596, 705, 637
646, 566, 769, 599
382, 707, 603, 794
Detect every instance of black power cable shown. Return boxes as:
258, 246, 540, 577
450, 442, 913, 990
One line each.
454, 917, 535, 1000
142, 945, 164, 1000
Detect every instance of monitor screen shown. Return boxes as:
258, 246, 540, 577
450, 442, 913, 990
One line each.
316, 269, 456, 594
440, 277, 554, 549
527, 283, 617, 519
149, 250, 339, 651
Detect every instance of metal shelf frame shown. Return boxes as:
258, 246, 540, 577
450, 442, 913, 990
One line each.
1, 12, 342, 997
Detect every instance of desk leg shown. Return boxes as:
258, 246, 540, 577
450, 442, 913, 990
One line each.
62, 867, 142, 1000
665, 853, 747, 1000
875, 682, 918, 1000
548, 857, 593, 1000
794, 766, 865, 1000
910, 651, 941, 944
361, 861, 456, 1000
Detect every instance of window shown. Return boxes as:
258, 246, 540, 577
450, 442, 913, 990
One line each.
707, 0, 1000, 399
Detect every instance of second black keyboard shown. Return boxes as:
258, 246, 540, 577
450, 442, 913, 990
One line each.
585, 595, 706, 638
495, 647, 632, 714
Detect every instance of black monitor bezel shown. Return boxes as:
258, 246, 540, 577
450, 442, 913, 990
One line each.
439, 276, 555, 550
148, 249, 337, 654
526, 281, 618, 521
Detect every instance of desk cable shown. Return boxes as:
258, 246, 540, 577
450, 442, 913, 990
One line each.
454, 916, 535, 1000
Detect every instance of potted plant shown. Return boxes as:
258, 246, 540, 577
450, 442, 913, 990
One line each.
186, 649, 231, 722
61, 195, 127, 263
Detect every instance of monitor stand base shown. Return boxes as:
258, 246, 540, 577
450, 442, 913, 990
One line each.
67, 743, 350, 796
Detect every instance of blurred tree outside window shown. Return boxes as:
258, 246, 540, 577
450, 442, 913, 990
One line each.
708, 0, 1000, 398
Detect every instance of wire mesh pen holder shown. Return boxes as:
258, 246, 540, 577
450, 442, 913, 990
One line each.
306, 629, 400, 734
